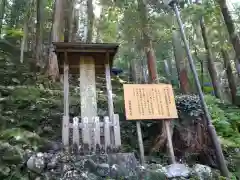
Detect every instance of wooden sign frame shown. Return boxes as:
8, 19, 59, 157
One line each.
123, 84, 178, 120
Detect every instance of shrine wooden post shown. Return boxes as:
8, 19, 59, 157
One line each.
54, 43, 121, 152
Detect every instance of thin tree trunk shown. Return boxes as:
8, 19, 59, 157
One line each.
129, 59, 137, 82
20, 0, 34, 63
199, 17, 222, 99
221, 49, 237, 104
86, 0, 94, 43
0, 0, 7, 35
35, 0, 43, 70
218, 0, 240, 74
20, 21, 28, 63
172, 30, 190, 93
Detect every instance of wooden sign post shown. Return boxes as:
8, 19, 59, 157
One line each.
123, 84, 178, 163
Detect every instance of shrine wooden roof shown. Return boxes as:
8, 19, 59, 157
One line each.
53, 42, 119, 52
53, 42, 119, 74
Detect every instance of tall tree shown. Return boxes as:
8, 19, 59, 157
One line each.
195, 0, 222, 99
199, 17, 222, 99
47, 0, 63, 81
71, 7, 79, 42
172, 30, 190, 93
20, 0, 34, 63
217, 0, 240, 73
137, 0, 158, 83
63, 0, 75, 42
86, 0, 94, 42
0, 0, 7, 35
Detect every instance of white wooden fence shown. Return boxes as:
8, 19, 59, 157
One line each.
62, 114, 121, 153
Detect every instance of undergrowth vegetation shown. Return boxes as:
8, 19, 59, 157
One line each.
0, 51, 239, 179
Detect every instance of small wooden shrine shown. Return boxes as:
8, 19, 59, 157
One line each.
54, 42, 121, 153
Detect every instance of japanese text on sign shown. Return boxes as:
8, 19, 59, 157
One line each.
123, 84, 178, 120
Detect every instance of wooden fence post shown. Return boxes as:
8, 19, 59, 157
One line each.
113, 114, 121, 150
104, 116, 111, 153
72, 117, 79, 146
93, 116, 101, 152
63, 52, 69, 147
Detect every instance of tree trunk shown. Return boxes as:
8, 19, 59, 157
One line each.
20, 0, 34, 63
63, 0, 75, 42
0, 0, 7, 35
218, 0, 240, 74
20, 21, 28, 63
35, 0, 43, 70
86, 0, 94, 43
137, 0, 157, 83
129, 59, 137, 82
137, 0, 169, 154
71, 7, 79, 42
199, 17, 222, 99
172, 30, 190, 93
47, 0, 63, 81
221, 49, 237, 104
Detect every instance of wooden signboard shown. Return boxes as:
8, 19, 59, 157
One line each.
123, 84, 178, 120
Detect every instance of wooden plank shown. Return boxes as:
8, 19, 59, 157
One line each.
104, 116, 111, 152
72, 117, 80, 146
62, 116, 69, 146
93, 116, 101, 151
82, 117, 90, 150
113, 114, 121, 149
62, 54, 69, 146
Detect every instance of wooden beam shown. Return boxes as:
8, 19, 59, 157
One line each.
55, 49, 115, 53
62, 51, 70, 146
